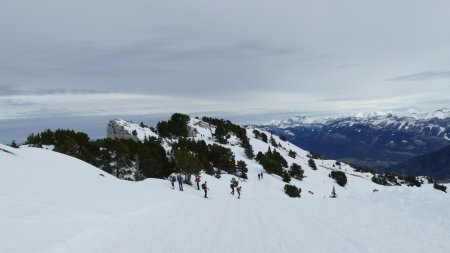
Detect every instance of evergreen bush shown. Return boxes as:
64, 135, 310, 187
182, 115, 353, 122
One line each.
329, 171, 347, 187
284, 184, 301, 198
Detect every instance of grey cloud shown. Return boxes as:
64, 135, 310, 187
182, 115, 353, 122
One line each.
0, 84, 111, 97
0, 85, 22, 96
388, 71, 450, 81
320, 96, 369, 102
1, 0, 450, 120
337, 64, 363, 69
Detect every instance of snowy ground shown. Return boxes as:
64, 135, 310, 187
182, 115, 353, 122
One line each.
1, 143, 449, 253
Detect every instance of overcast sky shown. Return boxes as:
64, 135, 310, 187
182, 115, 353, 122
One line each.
1, 0, 449, 141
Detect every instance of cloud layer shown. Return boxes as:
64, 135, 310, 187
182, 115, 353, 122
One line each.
0, 0, 449, 119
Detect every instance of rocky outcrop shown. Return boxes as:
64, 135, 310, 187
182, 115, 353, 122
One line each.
107, 120, 140, 142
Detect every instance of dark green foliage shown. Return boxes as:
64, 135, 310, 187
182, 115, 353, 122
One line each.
329, 171, 347, 187
132, 130, 138, 136
26, 129, 171, 180
371, 173, 400, 186
202, 117, 252, 152
288, 150, 297, 158
10, 140, 18, 148
399, 176, 421, 187
308, 158, 317, 170
371, 175, 389, 186
172, 138, 213, 175
137, 138, 171, 179
214, 125, 229, 144
289, 163, 304, 180
156, 113, 190, 138
434, 183, 447, 193
350, 163, 376, 174
282, 170, 291, 183
174, 149, 202, 184
242, 138, 254, 159
253, 129, 268, 143
96, 137, 170, 179
307, 151, 326, 160
139, 122, 148, 128
270, 135, 279, 147
284, 184, 301, 198
255, 148, 288, 176
207, 144, 236, 175
236, 160, 248, 179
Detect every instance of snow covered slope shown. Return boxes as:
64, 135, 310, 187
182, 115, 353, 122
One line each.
1, 119, 449, 252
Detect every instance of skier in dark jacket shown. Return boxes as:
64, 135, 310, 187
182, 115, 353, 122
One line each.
237, 186, 242, 199
170, 175, 176, 189
202, 181, 208, 198
177, 174, 183, 191
230, 178, 236, 195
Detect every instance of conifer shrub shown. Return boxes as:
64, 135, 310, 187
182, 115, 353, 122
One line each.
434, 183, 447, 193
289, 163, 304, 180
156, 113, 190, 138
372, 175, 389, 186
399, 176, 421, 187
329, 171, 347, 187
10, 140, 18, 148
308, 158, 317, 170
284, 184, 301, 198
255, 148, 288, 176
282, 170, 291, 183
288, 150, 296, 158
236, 160, 248, 179
253, 129, 268, 143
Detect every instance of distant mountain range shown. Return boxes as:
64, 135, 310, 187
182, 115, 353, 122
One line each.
260, 108, 450, 179
390, 145, 450, 181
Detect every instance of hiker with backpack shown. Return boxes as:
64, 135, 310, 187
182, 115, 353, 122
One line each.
202, 181, 209, 198
170, 175, 176, 189
236, 186, 242, 199
177, 174, 184, 191
195, 176, 201, 190
230, 178, 237, 195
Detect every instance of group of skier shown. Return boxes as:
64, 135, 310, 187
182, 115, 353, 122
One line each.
170, 174, 245, 199
258, 172, 264, 180
170, 174, 209, 198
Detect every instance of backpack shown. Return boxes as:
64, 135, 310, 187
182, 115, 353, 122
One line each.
201, 183, 206, 189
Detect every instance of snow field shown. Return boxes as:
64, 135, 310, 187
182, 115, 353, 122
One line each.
1, 118, 449, 253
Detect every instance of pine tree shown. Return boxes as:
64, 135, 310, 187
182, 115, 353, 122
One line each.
282, 170, 291, 183
236, 160, 248, 179
242, 139, 254, 159
308, 158, 317, 170
288, 150, 296, 158
10, 140, 18, 148
289, 163, 304, 180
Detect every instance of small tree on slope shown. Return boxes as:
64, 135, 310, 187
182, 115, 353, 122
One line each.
330, 186, 337, 198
